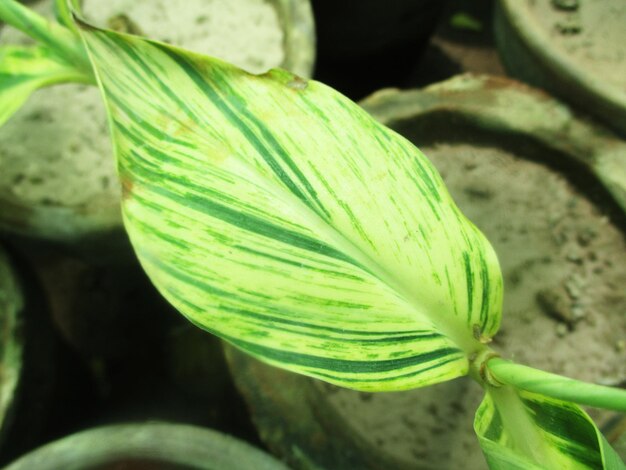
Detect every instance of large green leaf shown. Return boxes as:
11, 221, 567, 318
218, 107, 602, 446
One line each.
0, 44, 91, 127
77, 24, 503, 391
475, 387, 626, 469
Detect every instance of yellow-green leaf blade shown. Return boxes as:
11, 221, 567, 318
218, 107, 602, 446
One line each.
475, 388, 626, 469
77, 26, 502, 391
0, 44, 91, 126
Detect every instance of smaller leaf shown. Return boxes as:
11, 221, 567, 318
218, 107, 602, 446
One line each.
54, 0, 81, 33
0, 0, 88, 66
0, 44, 92, 127
475, 387, 626, 469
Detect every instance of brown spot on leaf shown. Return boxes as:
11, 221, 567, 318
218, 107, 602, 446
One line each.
120, 176, 134, 201
287, 76, 308, 91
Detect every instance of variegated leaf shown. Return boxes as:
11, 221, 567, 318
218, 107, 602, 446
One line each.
77, 25, 503, 391
475, 387, 626, 469
0, 44, 90, 127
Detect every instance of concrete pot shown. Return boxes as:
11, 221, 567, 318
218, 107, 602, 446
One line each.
494, 0, 626, 137
4, 422, 289, 470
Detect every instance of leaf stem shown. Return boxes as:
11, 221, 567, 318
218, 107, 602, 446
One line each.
54, 0, 79, 33
486, 357, 626, 412
0, 0, 89, 70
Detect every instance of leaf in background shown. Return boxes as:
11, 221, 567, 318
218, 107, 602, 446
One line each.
475, 387, 626, 469
77, 24, 503, 391
0, 44, 91, 127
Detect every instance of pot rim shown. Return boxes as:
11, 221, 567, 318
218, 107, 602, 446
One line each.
362, 74, 626, 214
4, 421, 289, 470
0, 246, 24, 449
495, 0, 626, 134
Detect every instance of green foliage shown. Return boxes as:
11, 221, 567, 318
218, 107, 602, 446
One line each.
0, 0, 92, 126
77, 24, 502, 391
74, 22, 624, 469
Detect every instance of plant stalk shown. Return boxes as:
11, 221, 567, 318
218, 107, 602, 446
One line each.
486, 357, 626, 412
54, 0, 81, 33
0, 0, 89, 70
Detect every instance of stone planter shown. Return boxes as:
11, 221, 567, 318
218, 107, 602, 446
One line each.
0, 0, 315, 261
27, 254, 250, 439
0, 245, 25, 456
225, 75, 626, 470
494, 0, 626, 137
4, 422, 289, 469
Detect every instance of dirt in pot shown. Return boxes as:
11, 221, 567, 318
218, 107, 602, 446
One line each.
0, 83, 117, 208
314, 134, 626, 470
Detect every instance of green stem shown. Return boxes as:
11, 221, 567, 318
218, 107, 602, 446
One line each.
0, 0, 89, 71
486, 357, 626, 412
54, 0, 79, 33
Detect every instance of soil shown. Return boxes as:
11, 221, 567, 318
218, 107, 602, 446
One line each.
528, 0, 626, 91
316, 138, 626, 469
82, 0, 284, 74
0, 0, 285, 209
0, 83, 117, 208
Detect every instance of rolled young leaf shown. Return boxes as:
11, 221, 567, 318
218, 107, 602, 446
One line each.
475, 387, 626, 469
0, 44, 92, 127
0, 0, 88, 68
76, 23, 503, 391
